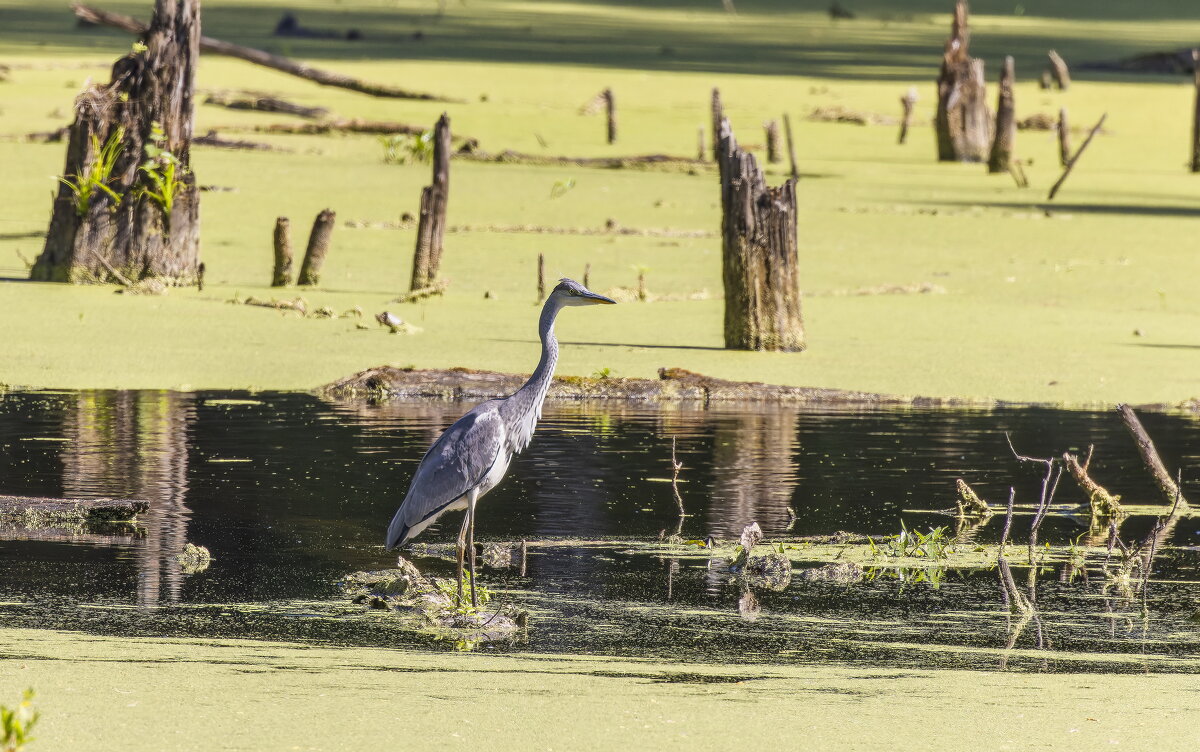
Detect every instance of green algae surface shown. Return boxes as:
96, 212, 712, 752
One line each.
0, 1, 1199, 402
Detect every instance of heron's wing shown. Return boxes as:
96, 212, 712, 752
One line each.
386, 404, 505, 548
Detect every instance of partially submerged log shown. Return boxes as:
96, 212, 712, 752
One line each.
1117, 404, 1190, 511
717, 119, 805, 351
248, 119, 427, 136
987, 56, 1016, 174
391, 280, 447, 303
203, 92, 328, 119
457, 150, 708, 172
193, 129, 288, 152
410, 114, 451, 291
1062, 451, 1124, 518
0, 495, 149, 522
72, 3, 451, 102
955, 478, 993, 517
935, 1, 991, 162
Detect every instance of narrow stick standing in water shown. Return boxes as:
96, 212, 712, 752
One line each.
385, 279, 616, 606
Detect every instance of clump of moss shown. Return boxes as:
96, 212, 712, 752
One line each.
177, 543, 212, 574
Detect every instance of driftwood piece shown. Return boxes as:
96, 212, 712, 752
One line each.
1057, 108, 1071, 167
391, 280, 448, 304
410, 114, 451, 291
955, 479, 993, 517
603, 88, 616, 144
1047, 50, 1071, 90
72, 3, 451, 102
1062, 451, 1124, 517
35, 0, 201, 285
271, 216, 292, 286
935, 1, 991, 162
898, 87, 917, 144
204, 92, 328, 119
988, 56, 1015, 174
710, 88, 724, 161
298, 209, 336, 286
1047, 113, 1106, 200
1117, 404, 1190, 510
717, 119, 805, 352
782, 113, 799, 180
764, 119, 781, 163
1192, 50, 1200, 173
0, 495, 148, 522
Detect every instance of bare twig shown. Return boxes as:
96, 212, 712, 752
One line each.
670, 436, 686, 517
1047, 113, 1107, 200
88, 249, 133, 287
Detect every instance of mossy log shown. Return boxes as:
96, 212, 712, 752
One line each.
34, 0, 201, 285
0, 495, 149, 522
955, 478, 993, 517
1062, 452, 1124, 518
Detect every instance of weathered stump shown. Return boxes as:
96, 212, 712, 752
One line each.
33, 0, 201, 284
1191, 50, 1200, 173
697, 126, 706, 161
1057, 107, 1072, 167
988, 56, 1016, 174
537, 252, 545, 301
603, 88, 616, 144
782, 113, 799, 180
297, 208, 335, 286
935, 1, 991, 162
409, 113, 451, 291
710, 88, 724, 161
1047, 50, 1070, 90
717, 120, 805, 352
898, 87, 918, 144
271, 216, 292, 286
764, 120, 781, 163
1039, 69, 1052, 90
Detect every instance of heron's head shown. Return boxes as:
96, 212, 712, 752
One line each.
551, 278, 616, 306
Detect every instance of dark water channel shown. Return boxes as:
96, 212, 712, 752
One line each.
1, 390, 1199, 673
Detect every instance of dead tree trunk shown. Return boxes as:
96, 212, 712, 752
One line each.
271, 216, 292, 287
764, 120, 781, 163
409, 113, 452, 291
1047, 50, 1070, 90
988, 56, 1016, 174
1191, 50, 1200, 173
898, 87, 918, 144
603, 88, 616, 144
717, 119, 805, 352
1057, 107, 1072, 167
935, 1, 990, 162
711, 88, 724, 161
297, 209, 335, 286
33, 0, 201, 284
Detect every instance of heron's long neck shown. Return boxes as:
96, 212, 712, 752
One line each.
502, 297, 561, 450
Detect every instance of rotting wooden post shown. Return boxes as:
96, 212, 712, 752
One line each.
603, 88, 616, 144
1191, 50, 1200, 172
935, 1, 990, 162
1048, 113, 1106, 200
583, 262, 591, 289
297, 209, 335, 286
33, 0, 201, 285
1057, 107, 1072, 167
717, 119, 805, 352
697, 126, 706, 161
1117, 404, 1191, 511
409, 113, 451, 291
1047, 50, 1070, 90
271, 216, 292, 287
764, 119, 781, 163
710, 88, 724, 161
782, 113, 799, 180
898, 87, 918, 144
537, 253, 545, 301
988, 55, 1016, 174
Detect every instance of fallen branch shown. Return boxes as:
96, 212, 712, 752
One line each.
955, 478, 993, 517
1117, 403, 1190, 511
458, 149, 709, 172
1062, 450, 1124, 518
72, 2, 453, 102
670, 437, 686, 517
0, 494, 148, 522
194, 130, 290, 152
240, 296, 308, 314
391, 280, 448, 304
1047, 112, 1107, 200
203, 92, 329, 119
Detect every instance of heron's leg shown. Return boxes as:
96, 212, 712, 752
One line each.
467, 488, 479, 608
455, 511, 469, 607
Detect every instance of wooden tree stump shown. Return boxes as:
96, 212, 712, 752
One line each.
988, 56, 1016, 174
898, 87, 918, 144
409, 113, 451, 291
1191, 50, 1200, 173
935, 1, 991, 162
1057, 107, 1072, 167
764, 120, 781, 163
1047, 50, 1070, 90
603, 88, 616, 144
33, 0, 201, 284
717, 119, 805, 352
297, 209, 335, 286
271, 216, 292, 286
711, 88, 724, 161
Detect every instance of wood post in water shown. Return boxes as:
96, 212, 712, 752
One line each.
409, 113, 451, 290
717, 119, 805, 352
1047, 50, 1070, 90
697, 126, 706, 161
1039, 69, 1052, 90
271, 216, 292, 287
33, 0, 201, 284
783, 113, 799, 180
935, 1, 990, 162
898, 86, 918, 144
764, 119, 781, 163
583, 262, 591, 289
297, 209, 335, 286
1057, 107, 1072, 167
1048, 113, 1105, 200
1191, 50, 1200, 172
710, 88, 724, 161
988, 56, 1016, 174
537, 253, 545, 301
603, 88, 616, 144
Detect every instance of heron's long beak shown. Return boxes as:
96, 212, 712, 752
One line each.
585, 291, 617, 304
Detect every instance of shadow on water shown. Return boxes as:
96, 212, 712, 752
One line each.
1, 390, 1199, 673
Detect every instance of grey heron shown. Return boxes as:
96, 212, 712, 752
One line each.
385, 278, 616, 605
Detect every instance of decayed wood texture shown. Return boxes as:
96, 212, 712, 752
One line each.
73, 3, 449, 101
603, 88, 616, 144
1192, 50, 1200, 173
764, 120, 781, 163
0, 495, 149, 521
988, 56, 1016, 174
1117, 404, 1190, 511
710, 88, 724, 161
1057, 107, 1072, 167
271, 216, 292, 286
34, 0, 201, 284
717, 119, 805, 352
409, 114, 452, 291
935, 1, 991, 162
297, 209, 336, 286
1047, 113, 1106, 200
1062, 451, 1123, 517
1047, 50, 1071, 90
898, 87, 918, 144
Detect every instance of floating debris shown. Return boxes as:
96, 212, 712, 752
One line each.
177, 543, 212, 574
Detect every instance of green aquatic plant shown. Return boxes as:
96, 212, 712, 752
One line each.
435, 572, 492, 614
58, 126, 125, 217
138, 121, 187, 219
869, 521, 953, 561
1, 689, 38, 752
380, 130, 434, 164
